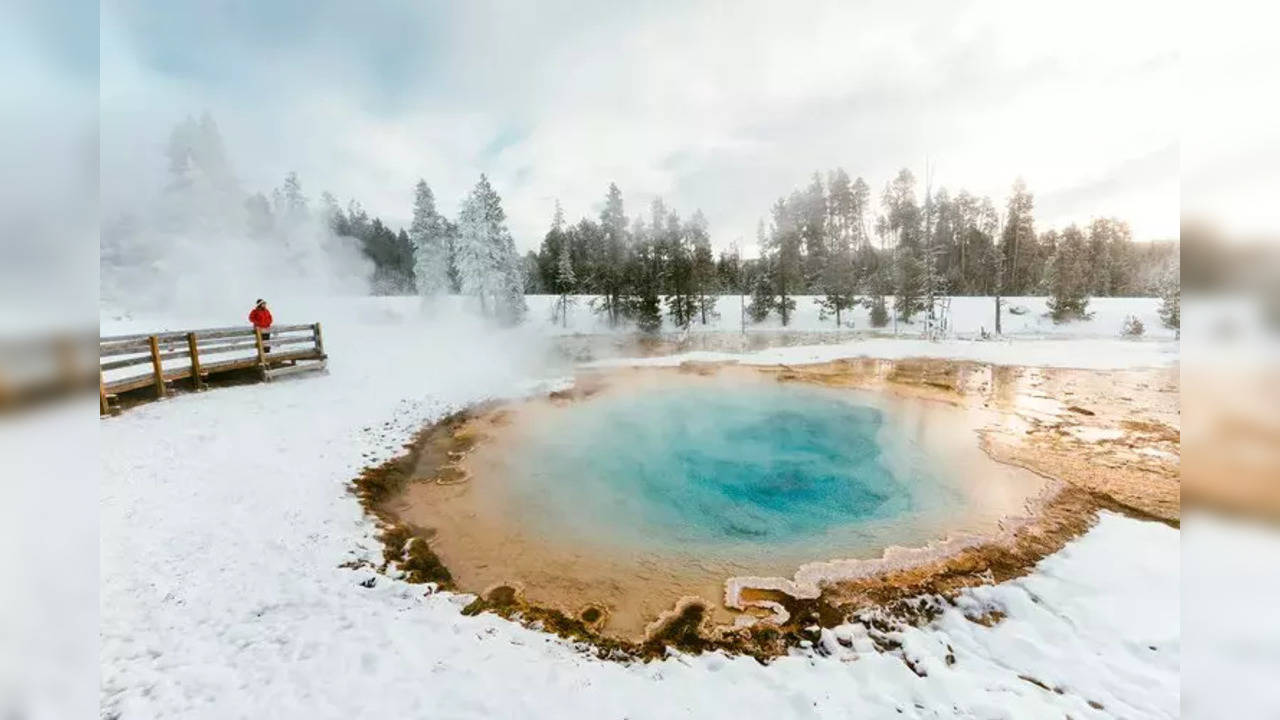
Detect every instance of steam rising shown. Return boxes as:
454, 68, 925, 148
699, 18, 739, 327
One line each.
100, 114, 373, 314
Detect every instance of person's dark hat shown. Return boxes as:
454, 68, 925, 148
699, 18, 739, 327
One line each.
255, 298, 265, 306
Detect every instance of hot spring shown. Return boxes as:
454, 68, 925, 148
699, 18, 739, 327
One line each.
506, 385, 961, 551
395, 367, 1048, 638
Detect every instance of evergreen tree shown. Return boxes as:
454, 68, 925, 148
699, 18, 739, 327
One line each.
1085, 217, 1135, 296
344, 199, 371, 238
409, 179, 451, 297
553, 236, 576, 328
535, 200, 568, 291
688, 210, 719, 324
628, 227, 664, 334
882, 169, 925, 321
442, 218, 461, 293
745, 221, 774, 322
1001, 178, 1036, 295
850, 176, 872, 251
662, 210, 697, 329
817, 206, 857, 327
719, 242, 745, 333
1158, 254, 1180, 332
273, 171, 308, 221
869, 294, 889, 328
764, 199, 803, 325
869, 215, 892, 326
522, 251, 542, 293
592, 183, 630, 326
921, 185, 951, 338
359, 218, 415, 294
572, 218, 603, 295
800, 173, 828, 287
894, 251, 926, 323
1045, 224, 1091, 321
747, 262, 776, 322
826, 168, 854, 250
932, 189, 960, 291
456, 174, 525, 324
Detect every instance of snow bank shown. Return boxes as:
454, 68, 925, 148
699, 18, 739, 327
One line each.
1183, 511, 1280, 719
98, 302, 1179, 718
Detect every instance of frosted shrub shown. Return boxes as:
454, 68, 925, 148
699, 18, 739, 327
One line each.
1121, 315, 1145, 337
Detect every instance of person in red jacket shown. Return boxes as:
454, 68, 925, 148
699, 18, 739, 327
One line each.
249, 298, 273, 352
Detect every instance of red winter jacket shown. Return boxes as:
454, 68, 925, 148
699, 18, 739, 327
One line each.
249, 306, 273, 329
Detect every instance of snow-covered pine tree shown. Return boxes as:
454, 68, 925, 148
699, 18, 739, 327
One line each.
409, 180, 451, 298
442, 218, 462, 293
921, 180, 950, 339
1158, 254, 1179, 333
498, 236, 527, 325
662, 210, 697, 330
553, 236, 576, 328
800, 173, 828, 287
817, 217, 857, 327
456, 174, 525, 324
1085, 217, 1135, 297
894, 250, 925, 323
629, 228, 664, 334
881, 169, 925, 322
521, 251, 542, 293
319, 191, 342, 229
534, 200, 569, 292
826, 168, 854, 249
269, 172, 316, 284
747, 263, 776, 322
816, 168, 858, 327
687, 210, 719, 325
1001, 178, 1036, 295
1045, 224, 1091, 322
592, 183, 629, 326
718, 242, 745, 333
276, 172, 308, 221
765, 199, 803, 325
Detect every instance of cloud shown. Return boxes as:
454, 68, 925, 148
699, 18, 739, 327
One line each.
100, 0, 1180, 255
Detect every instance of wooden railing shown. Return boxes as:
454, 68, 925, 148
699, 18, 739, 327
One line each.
99, 323, 326, 415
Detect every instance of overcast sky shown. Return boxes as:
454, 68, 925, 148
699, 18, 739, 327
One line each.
100, 0, 1180, 253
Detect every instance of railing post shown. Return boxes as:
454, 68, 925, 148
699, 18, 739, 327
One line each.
312, 322, 325, 355
148, 335, 166, 398
99, 369, 109, 416
253, 326, 268, 381
187, 332, 204, 390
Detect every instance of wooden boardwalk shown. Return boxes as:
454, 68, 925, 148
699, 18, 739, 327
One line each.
100, 323, 327, 415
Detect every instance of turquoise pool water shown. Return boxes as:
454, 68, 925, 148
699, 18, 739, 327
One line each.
502, 384, 963, 555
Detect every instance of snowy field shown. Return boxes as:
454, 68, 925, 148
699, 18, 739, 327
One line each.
99, 297, 1180, 718
520, 294, 1178, 340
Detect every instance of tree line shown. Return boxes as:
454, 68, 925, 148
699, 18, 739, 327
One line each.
524, 169, 1178, 332
319, 176, 527, 324
102, 114, 1177, 332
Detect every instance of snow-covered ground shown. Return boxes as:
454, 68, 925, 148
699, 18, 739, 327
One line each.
521, 294, 1177, 340
99, 298, 1180, 718
100, 295, 1174, 342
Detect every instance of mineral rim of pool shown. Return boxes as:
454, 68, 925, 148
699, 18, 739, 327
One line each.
397, 369, 1047, 639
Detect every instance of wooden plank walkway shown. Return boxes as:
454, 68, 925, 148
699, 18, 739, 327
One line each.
100, 322, 327, 415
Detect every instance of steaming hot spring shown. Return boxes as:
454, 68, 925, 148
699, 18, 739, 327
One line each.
360, 360, 1167, 653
